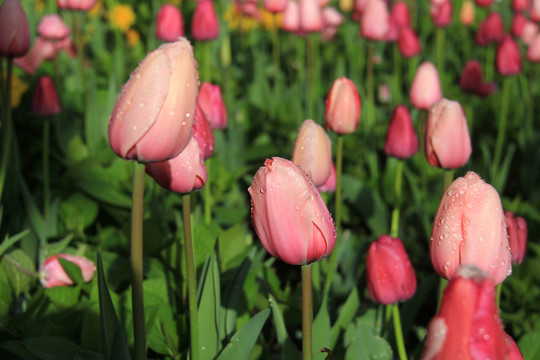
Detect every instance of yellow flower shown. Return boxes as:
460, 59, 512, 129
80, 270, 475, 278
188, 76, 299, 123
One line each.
11, 73, 29, 109
261, 10, 282, 31
109, 4, 136, 33
223, 5, 259, 33
126, 29, 140, 47
89, 0, 105, 18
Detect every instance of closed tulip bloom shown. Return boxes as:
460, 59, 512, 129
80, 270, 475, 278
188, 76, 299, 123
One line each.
496, 35, 522, 75
197, 82, 227, 129
292, 120, 332, 187
398, 26, 422, 57
421, 265, 512, 360
56, 0, 97, 11
460, 60, 497, 97
506, 333, 525, 360
38, 14, 70, 41
532, 0, 540, 22
384, 105, 418, 159
361, 0, 390, 41
325, 77, 361, 134
192, 104, 215, 160
512, 0, 529, 11
264, 0, 289, 13
191, 0, 220, 41
425, 99, 471, 169
40, 254, 96, 288
318, 162, 336, 193
475, 0, 494, 6
527, 34, 540, 62
282, 0, 301, 32
108, 39, 198, 162
33, 76, 61, 117
459, 0, 475, 26
521, 21, 538, 45
146, 137, 207, 194
505, 212, 527, 265
248, 157, 336, 265
511, 13, 527, 37
391, 1, 410, 27
366, 235, 417, 305
0, 0, 31, 57
156, 4, 184, 42
475, 12, 504, 46
410, 62, 442, 110
430, 172, 512, 284
431, 0, 452, 27
322, 6, 344, 28
300, 0, 323, 32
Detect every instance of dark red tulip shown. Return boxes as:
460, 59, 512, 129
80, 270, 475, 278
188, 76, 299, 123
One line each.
475, 0, 494, 7
505, 212, 527, 265
0, 0, 31, 57
33, 76, 61, 116
460, 60, 496, 97
496, 35, 522, 75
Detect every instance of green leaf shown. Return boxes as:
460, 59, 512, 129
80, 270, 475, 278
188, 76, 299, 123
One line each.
96, 250, 131, 360
217, 308, 271, 360
1, 249, 36, 296
45, 285, 81, 309
344, 321, 393, 360
330, 287, 360, 349
21, 337, 103, 360
0, 279, 11, 320
59, 193, 99, 231
57, 257, 84, 285
269, 294, 301, 360
0, 229, 30, 257
519, 331, 540, 360
78, 178, 131, 208
312, 297, 331, 358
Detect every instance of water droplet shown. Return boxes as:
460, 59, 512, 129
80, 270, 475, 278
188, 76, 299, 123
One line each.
133, 126, 137, 130
186, 113, 190, 117
447, 189, 456, 196
181, 121, 186, 126
260, 187, 266, 194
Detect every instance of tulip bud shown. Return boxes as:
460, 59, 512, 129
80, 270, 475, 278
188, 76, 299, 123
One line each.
421, 265, 513, 360
430, 172, 512, 284
430, 0, 452, 27
191, 0, 220, 41
40, 254, 96, 288
391, 1, 410, 27
511, 14, 527, 38
37, 14, 70, 41
56, 0, 97, 11
156, 4, 184, 42
300, 0, 324, 32
192, 104, 215, 160
496, 35, 522, 76
108, 39, 199, 163
384, 105, 418, 159
475, 12, 504, 46
318, 162, 336, 193
512, 0, 529, 11
292, 119, 332, 187
505, 212, 527, 265
361, 0, 390, 41
410, 62, 442, 110
264, 0, 289, 13
475, 0, 494, 6
366, 235, 417, 305
145, 137, 207, 194
459, 0, 475, 26
33, 76, 61, 117
197, 82, 227, 130
527, 34, 540, 62
248, 157, 336, 265
0, 0, 31, 57
425, 99, 471, 169
325, 77, 361, 134
460, 60, 497, 97
398, 26, 422, 57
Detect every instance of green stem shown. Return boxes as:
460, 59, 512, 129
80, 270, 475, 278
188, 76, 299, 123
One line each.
390, 160, 404, 238
496, 283, 502, 307
306, 34, 315, 119
0, 58, 13, 203
485, 46, 495, 83
130, 162, 146, 360
392, 303, 408, 360
302, 264, 313, 360
74, 11, 87, 95
443, 169, 454, 193
491, 77, 511, 187
436, 28, 445, 78
183, 194, 200, 360
43, 118, 50, 221
4, 254, 40, 278
203, 41, 211, 82
392, 44, 402, 105
436, 277, 448, 312
366, 42, 375, 134
203, 158, 212, 225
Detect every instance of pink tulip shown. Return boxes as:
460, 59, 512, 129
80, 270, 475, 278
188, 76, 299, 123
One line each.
0, 0, 30, 57
475, 0, 494, 6
378, 83, 392, 103
391, 1, 410, 27
13, 38, 55, 74
385, 16, 400, 42
532, 0, 540, 22
366, 235, 417, 304
521, 21, 538, 45
505, 212, 527, 265
398, 26, 422, 57
191, 0, 220, 41
192, 104, 215, 160
496, 35, 522, 75
511, 13, 527, 37
431, 0, 452, 27
421, 265, 513, 360
197, 82, 227, 130
512, 0, 529, 11
108, 39, 198, 162
353, 0, 370, 20
410, 62, 442, 110
33, 76, 61, 117
459, 0, 475, 26
430, 172, 511, 284
40, 254, 96, 288
384, 105, 418, 159
475, 12, 504, 46
248, 157, 336, 265
506, 333, 525, 360
325, 77, 361, 134
37, 14, 70, 41
460, 60, 496, 97
322, 6, 344, 28
264, 0, 289, 13
425, 99, 471, 169
318, 162, 336, 193
527, 33, 540, 62
156, 4, 184, 42
292, 119, 332, 187
56, 0, 97, 11
300, 0, 323, 32
146, 137, 207, 194
361, 0, 390, 41
282, 0, 301, 33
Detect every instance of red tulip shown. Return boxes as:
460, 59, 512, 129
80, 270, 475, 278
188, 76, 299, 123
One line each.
37, 14, 70, 41
391, 1, 410, 27
33, 76, 61, 117
496, 35, 522, 75
191, 0, 220, 41
512, 0, 529, 11
56, 0, 97, 11
511, 13, 527, 37
318, 162, 336, 193
248, 157, 336, 265
425, 99, 471, 169
410, 62, 442, 110
475, 0, 494, 6
385, 16, 400, 42
156, 4, 184, 42
197, 82, 227, 130
430, 0, 452, 27
505, 333, 525, 360
192, 104, 215, 160
108, 39, 198, 162
361, 0, 390, 41
421, 265, 513, 360
475, 12, 504, 46
292, 119, 333, 187
384, 105, 418, 159
459, 0, 475, 26
146, 137, 207, 194
0, 0, 31, 57
430, 172, 511, 285
40, 254, 96, 288
505, 212, 527, 265
325, 77, 361, 134
398, 26, 422, 57
366, 235, 417, 305
460, 60, 497, 97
